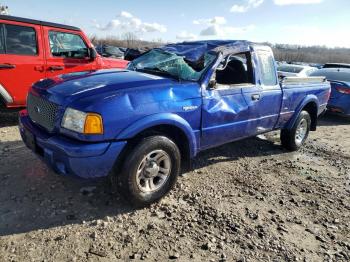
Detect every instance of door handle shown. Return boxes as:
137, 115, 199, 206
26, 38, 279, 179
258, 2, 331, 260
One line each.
48, 66, 64, 71
34, 65, 45, 72
251, 94, 261, 101
0, 64, 16, 69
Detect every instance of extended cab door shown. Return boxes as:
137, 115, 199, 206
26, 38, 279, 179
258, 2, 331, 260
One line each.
242, 49, 282, 133
42, 27, 95, 78
0, 21, 45, 107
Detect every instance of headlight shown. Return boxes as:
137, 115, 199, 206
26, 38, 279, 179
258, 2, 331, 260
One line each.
61, 108, 103, 134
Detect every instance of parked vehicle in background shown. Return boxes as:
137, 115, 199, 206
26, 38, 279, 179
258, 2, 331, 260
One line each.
309, 63, 324, 69
19, 40, 330, 206
277, 64, 317, 79
124, 47, 150, 61
323, 63, 350, 69
95, 44, 125, 59
310, 68, 350, 115
0, 15, 128, 108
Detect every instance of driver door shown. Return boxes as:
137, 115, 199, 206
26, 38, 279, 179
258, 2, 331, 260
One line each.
201, 52, 260, 149
42, 27, 94, 78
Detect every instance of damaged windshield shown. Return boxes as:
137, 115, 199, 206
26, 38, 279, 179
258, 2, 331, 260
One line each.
128, 49, 216, 81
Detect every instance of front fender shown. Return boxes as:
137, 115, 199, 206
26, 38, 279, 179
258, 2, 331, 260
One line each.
284, 94, 319, 130
116, 113, 198, 157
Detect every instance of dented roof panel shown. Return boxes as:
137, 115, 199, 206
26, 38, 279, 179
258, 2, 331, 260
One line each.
159, 40, 253, 63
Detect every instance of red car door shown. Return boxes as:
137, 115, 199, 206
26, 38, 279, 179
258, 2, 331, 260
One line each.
0, 21, 45, 107
42, 26, 95, 78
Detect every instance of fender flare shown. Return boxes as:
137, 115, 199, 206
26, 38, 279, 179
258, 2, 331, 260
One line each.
116, 113, 198, 157
284, 95, 319, 130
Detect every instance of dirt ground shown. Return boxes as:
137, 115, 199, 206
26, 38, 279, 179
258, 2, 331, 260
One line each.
0, 110, 349, 262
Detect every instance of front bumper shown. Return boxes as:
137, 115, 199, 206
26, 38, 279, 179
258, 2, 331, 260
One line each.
19, 110, 127, 178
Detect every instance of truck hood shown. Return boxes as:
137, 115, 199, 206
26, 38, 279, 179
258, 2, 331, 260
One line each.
32, 69, 175, 103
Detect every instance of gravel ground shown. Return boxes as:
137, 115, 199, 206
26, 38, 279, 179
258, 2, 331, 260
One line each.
0, 110, 349, 262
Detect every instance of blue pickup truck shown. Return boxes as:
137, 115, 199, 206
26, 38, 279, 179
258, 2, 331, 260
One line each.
19, 40, 330, 206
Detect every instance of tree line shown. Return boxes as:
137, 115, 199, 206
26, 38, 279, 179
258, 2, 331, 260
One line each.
272, 44, 350, 64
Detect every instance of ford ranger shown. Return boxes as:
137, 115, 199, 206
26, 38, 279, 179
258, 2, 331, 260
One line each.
19, 40, 331, 206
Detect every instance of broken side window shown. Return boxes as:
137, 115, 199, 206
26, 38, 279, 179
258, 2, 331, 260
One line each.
215, 52, 255, 86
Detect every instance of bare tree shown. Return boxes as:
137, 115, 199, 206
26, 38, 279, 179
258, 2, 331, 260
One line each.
272, 44, 350, 64
90, 33, 163, 49
122, 32, 139, 48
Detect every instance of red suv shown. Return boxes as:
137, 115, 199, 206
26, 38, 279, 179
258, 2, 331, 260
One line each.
0, 15, 128, 108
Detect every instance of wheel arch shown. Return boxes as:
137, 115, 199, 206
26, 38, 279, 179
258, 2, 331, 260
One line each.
302, 102, 318, 131
284, 96, 319, 131
115, 113, 198, 172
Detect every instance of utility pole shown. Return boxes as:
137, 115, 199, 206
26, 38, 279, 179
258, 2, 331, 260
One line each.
0, 4, 9, 15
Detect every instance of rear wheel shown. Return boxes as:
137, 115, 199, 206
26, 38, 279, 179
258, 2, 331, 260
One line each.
111, 136, 181, 207
281, 110, 311, 151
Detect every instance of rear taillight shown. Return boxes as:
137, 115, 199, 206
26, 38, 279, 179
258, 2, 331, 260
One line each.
335, 86, 350, 95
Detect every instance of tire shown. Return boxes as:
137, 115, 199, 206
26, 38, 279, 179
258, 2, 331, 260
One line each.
111, 136, 181, 207
281, 110, 311, 151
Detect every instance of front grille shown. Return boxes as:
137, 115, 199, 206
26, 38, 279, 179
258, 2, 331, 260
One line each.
27, 93, 58, 132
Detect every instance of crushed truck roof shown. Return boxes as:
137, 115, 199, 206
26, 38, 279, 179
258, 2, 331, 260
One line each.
159, 40, 257, 63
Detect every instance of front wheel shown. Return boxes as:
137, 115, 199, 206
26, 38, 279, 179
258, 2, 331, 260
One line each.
281, 110, 311, 151
111, 136, 181, 207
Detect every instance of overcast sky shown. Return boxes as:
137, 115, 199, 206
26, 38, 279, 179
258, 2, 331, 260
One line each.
3, 0, 350, 48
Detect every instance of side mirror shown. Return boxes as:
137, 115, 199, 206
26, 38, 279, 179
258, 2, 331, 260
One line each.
208, 79, 217, 89
89, 47, 97, 60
